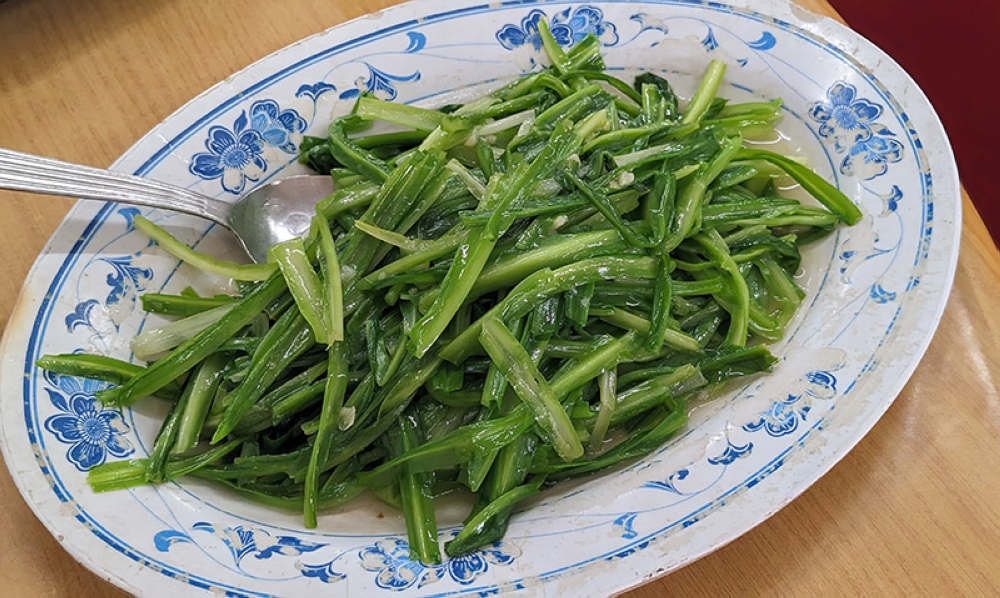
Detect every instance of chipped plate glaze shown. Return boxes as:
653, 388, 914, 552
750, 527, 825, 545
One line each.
0, 0, 959, 595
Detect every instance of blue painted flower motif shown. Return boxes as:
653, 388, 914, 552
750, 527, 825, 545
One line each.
841, 134, 904, 180
809, 82, 881, 151
497, 6, 618, 51
809, 82, 904, 180
359, 537, 520, 590
360, 538, 439, 590
497, 9, 558, 50
555, 5, 619, 46
190, 114, 266, 194
744, 370, 839, 437
190, 99, 306, 194
42, 370, 133, 471
743, 394, 803, 437
449, 542, 518, 584
249, 99, 306, 154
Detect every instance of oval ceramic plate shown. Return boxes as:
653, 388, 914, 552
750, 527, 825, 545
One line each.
0, 0, 959, 595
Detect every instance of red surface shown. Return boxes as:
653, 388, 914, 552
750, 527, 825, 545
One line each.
828, 0, 1000, 244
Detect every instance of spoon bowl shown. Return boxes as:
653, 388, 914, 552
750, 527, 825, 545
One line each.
0, 148, 333, 264
221, 174, 334, 263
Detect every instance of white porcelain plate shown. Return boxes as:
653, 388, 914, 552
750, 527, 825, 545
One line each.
0, 0, 960, 595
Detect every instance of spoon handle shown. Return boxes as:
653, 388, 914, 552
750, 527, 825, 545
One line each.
0, 148, 231, 225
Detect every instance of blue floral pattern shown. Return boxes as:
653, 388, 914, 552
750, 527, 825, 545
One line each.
701, 27, 719, 51
189, 99, 306, 194
744, 370, 838, 437
614, 513, 639, 539
359, 537, 520, 590
338, 64, 421, 101
629, 13, 670, 37
743, 394, 808, 437
299, 558, 348, 583
66, 249, 153, 335
870, 283, 896, 304
747, 31, 777, 50
14, 3, 949, 595
295, 81, 337, 102
843, 134, 904, 180
190, 114, 266, 194
643, 468, 690, 495
809, 82, 904, 179
155, 522, 326, 568
248, 99, 306, 154
707, 438, 753, 465
41, 370, 133, 471
878, 185, 903, 214
403, 31, 427, 54
59, 209, 157, 346
100, 255, 153, 308
65, 299, 100, 332
497, 6, 619, 51
360, 539, 432, 589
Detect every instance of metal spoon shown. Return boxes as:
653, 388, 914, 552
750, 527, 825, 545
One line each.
0, 148, 334, 264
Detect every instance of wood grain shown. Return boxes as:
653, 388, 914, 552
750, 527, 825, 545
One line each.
2, 0, 998, 595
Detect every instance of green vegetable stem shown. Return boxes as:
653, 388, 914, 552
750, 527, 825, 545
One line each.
44, 19, 857, 558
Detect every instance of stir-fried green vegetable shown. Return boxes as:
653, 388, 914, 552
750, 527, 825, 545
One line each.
37, 24, 857, 562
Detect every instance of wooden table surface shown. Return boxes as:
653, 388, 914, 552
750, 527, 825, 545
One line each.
1, 0, 998, 595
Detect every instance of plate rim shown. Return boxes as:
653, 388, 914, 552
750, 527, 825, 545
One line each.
0, 0, 962, 595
